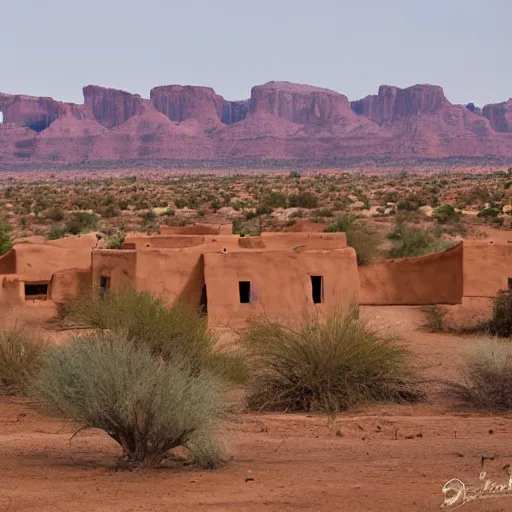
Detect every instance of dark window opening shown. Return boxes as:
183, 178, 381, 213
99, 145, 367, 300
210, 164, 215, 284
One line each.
24, 283, 48, 300
239, 281, 251, 304
199, 284, 208, 314
99, 276, 110, 296
508, 278, 512, 291
311, 276, 324, 304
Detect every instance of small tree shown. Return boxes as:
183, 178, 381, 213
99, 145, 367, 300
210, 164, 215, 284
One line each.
32, 332, 226, 467
489, 290, 512, 337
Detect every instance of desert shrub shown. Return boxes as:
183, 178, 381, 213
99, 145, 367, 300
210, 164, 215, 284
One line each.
489, 291, 512, 338
68, 288, 247, 384
66, 212, 98, 235
43, 206, 65, 222
46, 224, 68, 240
0, 326, 46, 395
288, 192, 318, 209
432, 204, 459, 224
32, 331, 226, 467
445, 340, 512, 410
387, 220, 452, 258
325, 215, 380, 265
244, 311, 424, 413
263, 192, 287, 209
477, 207, 500, 218
0, 214, 14, 255
105, 233, 125, 249
423, 306, 445, 332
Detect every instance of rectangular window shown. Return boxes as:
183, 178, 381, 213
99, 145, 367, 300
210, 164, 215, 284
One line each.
239, 281, 251, 303
24, 283, 49, 300
99, 275, 110, 296
311, 276, 323, 304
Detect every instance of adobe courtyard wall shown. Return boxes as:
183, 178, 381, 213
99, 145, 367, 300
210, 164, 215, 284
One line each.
359, 243, 463, 305
204, 248, 359, 328
0, 249, 16, 274
92, 250, 136, 293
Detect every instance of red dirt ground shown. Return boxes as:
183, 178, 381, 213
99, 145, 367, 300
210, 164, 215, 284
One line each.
1, 307, 512, 512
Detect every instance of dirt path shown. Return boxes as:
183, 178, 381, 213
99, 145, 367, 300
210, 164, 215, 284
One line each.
1, 307, 511, 512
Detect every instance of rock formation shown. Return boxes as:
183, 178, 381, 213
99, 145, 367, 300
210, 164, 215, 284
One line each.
0, 81, 511, 166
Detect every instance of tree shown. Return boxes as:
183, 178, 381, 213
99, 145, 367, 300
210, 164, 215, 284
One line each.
0, 215, 14, 256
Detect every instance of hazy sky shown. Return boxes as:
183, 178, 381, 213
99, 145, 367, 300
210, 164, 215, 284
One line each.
1, 0, 510, 107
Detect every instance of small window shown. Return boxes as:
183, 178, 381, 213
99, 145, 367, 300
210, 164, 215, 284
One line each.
24, 283, 48, 300
508, 278, 512, 291
311, 276, 323, 304
239, 281, 251, 303
99, 275, 110, 295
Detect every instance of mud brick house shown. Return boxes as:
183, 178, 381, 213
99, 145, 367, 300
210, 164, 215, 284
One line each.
1, 224, 511, 328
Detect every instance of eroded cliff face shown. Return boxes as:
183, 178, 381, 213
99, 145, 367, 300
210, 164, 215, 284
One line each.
483, 99, 512, 133
0, 81, 511, 165
249, 81, 356, 124
150, 85, 224, 125
83, 85, 143, 129
350, 85, 448, 125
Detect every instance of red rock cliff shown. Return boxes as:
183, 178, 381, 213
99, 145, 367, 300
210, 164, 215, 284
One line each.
83, 85, 143, 129
150, 85, 224, 125
482, 99, 512, 133
350, 84, 448, 125
249, 81, 355, 124
0, 94, 61, 132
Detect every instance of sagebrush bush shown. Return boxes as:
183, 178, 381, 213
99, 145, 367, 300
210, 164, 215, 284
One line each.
244, 311, 424, 413
325, 215, 380, 265
32, 331, 226, 467
489, 290, 512, 338
0, 326, 46, 395
445, 340, 512, 410
69, 288, 247, 384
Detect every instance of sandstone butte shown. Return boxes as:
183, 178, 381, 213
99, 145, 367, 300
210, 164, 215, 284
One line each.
0, 81, 511, 167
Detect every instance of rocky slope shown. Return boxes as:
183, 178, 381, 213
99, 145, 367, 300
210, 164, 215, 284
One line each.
0, 82, 511, 166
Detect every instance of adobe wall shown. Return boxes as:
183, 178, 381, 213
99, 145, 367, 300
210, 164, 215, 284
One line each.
359, 243, 463, 305
0, 249, 16, 274
135, 250, 204, 308
204, 248, 359, 328
463, 241, 512, 297
160, 224, 232, 236
49, 268, 93, 304
0, 275, 23, 306
260, 232, 347, 250
12, 234, 97, 282
91, 250, 136, 292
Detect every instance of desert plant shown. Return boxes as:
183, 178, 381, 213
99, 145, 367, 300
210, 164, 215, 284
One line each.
68, 288, 247, 384
445, 340, 512, 410
387, 220, 452, 258
432, 204, 459, 224
244, 310, 424, 413
489, 290, 512, 338
32, 331, 226, 467
46, 224, 68, 240
0, 326, 46, 395
0, 215, 14, 256
423, 306, 445, 332
288, 192, 318, 209
325, 215, 380, 265
66, 212, 98, 235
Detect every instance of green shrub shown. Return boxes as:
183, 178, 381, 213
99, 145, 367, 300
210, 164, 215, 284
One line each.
423, 306, 445, 332
244, 311, 424, 413
43, 207, 65, 222
47, 224, 68, 240
489, 291, 512, 337
325, 215, 380, 265
387, 221, 452, 258
263, 192, 287, 209
288, 192, 319, 209
66, 212, 98, 235
445, 340, 512, 410
432, 204, 459, 224
68, 288, 247, 384
105, 233, 125, 249
32, 331, 226, 467
0, 326, 46, 395
477, 207, 501, 218
0, 215, 13, 256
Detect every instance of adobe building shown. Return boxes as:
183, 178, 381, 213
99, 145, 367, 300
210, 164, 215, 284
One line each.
0, 225, 360, 328
1, 224, 511, 329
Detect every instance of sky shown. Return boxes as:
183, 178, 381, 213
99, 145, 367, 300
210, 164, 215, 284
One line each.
1, 0, 511, 107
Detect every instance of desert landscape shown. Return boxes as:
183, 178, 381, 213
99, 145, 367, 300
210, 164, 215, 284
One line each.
1, 166, 512, 511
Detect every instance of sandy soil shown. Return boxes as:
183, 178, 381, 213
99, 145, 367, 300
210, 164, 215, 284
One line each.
1, 307, 512, 512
